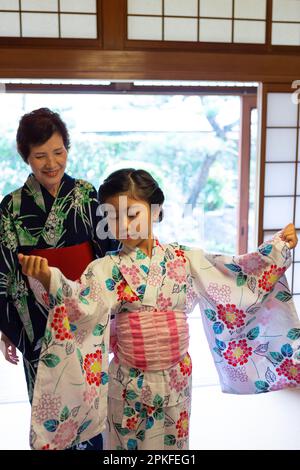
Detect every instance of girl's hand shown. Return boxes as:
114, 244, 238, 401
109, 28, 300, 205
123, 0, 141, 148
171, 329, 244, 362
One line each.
18, 254, 51, 292
0, 333, 19, 365
282, 223, 298, 249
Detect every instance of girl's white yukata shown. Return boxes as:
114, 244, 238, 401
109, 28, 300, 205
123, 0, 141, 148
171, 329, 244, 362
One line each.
29, 233, 300, 450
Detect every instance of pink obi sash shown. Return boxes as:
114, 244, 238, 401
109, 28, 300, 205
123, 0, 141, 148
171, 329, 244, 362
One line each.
29, 241, 94, 281
114, 310, 189, 371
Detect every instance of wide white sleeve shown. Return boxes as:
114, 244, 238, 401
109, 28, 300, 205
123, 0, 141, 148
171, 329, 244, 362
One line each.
29, 258, 109, 319
184, 232, 300, 395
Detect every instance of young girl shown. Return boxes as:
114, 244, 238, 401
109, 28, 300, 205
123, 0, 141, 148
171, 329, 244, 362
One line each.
19, 169, 300, 451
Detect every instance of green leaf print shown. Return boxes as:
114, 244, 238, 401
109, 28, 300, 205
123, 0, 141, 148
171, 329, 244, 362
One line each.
79, 296, 89, 305
275, 291, 292, 302
125, 390, 138, 401
237, 272, 247, 287
287, 328, 300, 340
60, 406, 70, 422
153, 394, 164, 408
270, 352, 284, 363
105, 278, 116, 291
129, 368, 140, 378
136, 430, 145, 441
255, 380, 269, 392
78, 420, 92, 434
44, 419, 59, 432
164, 434, 176, 446
246, 326, 260, 340
153, 408, 165, 421
43, 329, 52, 348
115, 423, 130, 436
204, 309, 216, 321
124, 407, 136, 417
41, 354, 61, 368
136, 249, 147, 260
93, 324, 105, 336
112, 265, 123, 282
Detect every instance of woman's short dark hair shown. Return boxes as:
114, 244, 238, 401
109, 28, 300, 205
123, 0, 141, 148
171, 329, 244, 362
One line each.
16, 107, 70, 162
98, 168, 165, 222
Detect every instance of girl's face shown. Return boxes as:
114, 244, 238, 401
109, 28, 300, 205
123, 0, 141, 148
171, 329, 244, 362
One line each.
27, 132, 67, 196
104, 193, 155, 249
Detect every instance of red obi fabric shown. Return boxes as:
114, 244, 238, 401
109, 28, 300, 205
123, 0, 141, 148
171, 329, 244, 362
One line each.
30, 241, 94, 281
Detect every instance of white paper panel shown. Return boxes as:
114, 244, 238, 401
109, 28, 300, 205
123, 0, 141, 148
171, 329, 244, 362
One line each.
292, 293, 300, 311
263, 197, 294, 229
263, 231, 277, 241
60, 14, 97, 38
267, 93, 298, 127
21, 12, 59, 37
295, 197, 300, 227
199, 19, 232, 43
272, 23, 300, 46
234, 20, 265, 43
294, 231, 300, 261
292, 263, 300, 293
60, 0, 96, 13
127, 16, 162, 40
164, 17, 197, 41
164, 0, 197, 17
273, 0, 300, 22
285, 266, 293, 290
0, 12, 20, 36
0, 0, 19, 9
234, 0, 266, 19
266, 128, 297, 162
199, 0, 232, 18
21, 0, 58, 11
296, 164, 300, 195
264, 163, 295, 196
127, 0, 162, 15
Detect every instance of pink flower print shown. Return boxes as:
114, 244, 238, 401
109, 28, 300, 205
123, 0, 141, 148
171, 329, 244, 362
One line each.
52, 419, 79, 449
83, 386, 98, 404
236, 252, 268, 276
74, 328, 88, 346
276, 359, 300, 384
157, 293, 172, 311
169, 369, 188, 393
270, 377, 298, 391
222, 365, 248, 383
185, 286, 198, 312
148, 263, 162, 287
167, 259, 186, 284
32, 393, 62, 425
64, 298, 82, 322
89, 280, 104, 303
121, 264, 141, 286
207, 283, 231, 304
141, 385, 152, 404
223, 339, 253, 367
217, 304, 246, 330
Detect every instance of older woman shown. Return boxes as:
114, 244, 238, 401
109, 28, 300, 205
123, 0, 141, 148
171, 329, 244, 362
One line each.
0, 108, 117, 450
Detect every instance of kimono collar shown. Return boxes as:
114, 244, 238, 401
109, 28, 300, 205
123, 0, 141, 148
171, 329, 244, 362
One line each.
120, 237, 164, 258
24, 173, 75, 211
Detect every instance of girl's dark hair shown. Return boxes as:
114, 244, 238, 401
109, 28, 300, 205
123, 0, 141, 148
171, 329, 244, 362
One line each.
98, 168, 165, 222
16, 107, 70, 162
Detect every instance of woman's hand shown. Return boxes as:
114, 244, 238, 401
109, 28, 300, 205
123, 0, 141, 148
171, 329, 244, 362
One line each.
18, 254, 51, 292
281, 223, 298, 249
0, 333, 19, 365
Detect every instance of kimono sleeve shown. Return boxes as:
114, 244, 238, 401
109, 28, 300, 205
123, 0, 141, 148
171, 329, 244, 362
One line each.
30, 258, 109, 321
0, 196, 34, 349
28, 258, 112, 450
184, 232, 300, 394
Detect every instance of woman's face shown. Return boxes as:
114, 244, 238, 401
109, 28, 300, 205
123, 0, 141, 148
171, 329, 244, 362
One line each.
26, 132, 67, 195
